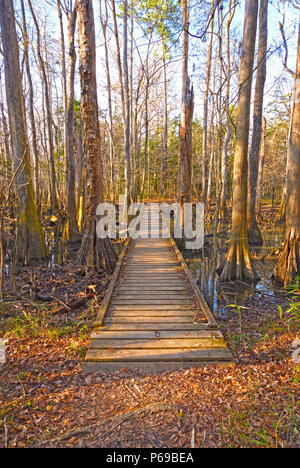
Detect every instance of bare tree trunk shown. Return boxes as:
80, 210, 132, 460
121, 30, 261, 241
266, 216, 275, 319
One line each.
218, 0, 258, 283
0, 94, 11, 183
202, 0, 215, 202
27, 0, 58, 212
65, 5, 80, 242
274, 21, 300, 286
100, 0, 114, 201
123, 0, 131, 207
247, 0, 268, 246
220, 0, 236, 217
161, 46, 168, 196
111, 0, 125, 123
256, 116, 266, 214
178, 0, 194, 204
0, 0, 47, 261
76, 0, 116, 272
140, 77, 150, 201
206, 52, 217, 204
20, 0, 40, 202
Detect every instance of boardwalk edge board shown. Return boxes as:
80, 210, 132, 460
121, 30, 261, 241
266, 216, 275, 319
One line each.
94, 238, 131, 328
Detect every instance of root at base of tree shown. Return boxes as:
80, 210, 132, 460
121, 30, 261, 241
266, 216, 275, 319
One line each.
273, 230, 300, 286
248, 220, 263, 247
218, 242, 258, 283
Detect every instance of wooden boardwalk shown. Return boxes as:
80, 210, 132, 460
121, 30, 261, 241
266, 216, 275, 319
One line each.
84, 205, 233, 373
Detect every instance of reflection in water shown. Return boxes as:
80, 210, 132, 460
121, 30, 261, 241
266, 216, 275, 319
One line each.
184, 225, 286, 315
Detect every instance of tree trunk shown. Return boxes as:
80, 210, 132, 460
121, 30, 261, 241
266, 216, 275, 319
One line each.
123, 0, 131, 208
21, 0, 40, 202
201, 0, 215, 202
0, 0, 47, 261
218, 0, 258, 283
220, 0, 236, 217
161, 46, 168, 196
247, 0, 268, 246
111, 0, 125, 123
256, 116, 266, 214
100, 0, 114, 201
65, 6, 80, 242
178, 0, 194, 204
76, 0, 116, 272
274, 21, 300, 286
28, 0, 58, 212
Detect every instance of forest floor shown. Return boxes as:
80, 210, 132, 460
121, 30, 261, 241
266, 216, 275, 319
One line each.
0, 206, 299, 448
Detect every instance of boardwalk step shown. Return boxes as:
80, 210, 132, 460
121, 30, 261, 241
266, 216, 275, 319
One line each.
102, 317, 203, 324
91, 330, 223, 339
106, 310, 196, 317
94, 323, 214, 331
85, 347, 233, 362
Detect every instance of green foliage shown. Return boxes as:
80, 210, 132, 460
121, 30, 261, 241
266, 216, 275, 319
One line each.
134, 0, 181, 49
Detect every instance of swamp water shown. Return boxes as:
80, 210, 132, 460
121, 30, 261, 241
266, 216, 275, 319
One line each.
183, 223, 286, 316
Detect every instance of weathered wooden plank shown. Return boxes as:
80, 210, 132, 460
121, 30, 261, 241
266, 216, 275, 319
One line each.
94, 323, 213, 331
107, 310, 196, 317
83, 360, 234, 374
85, 347, 233, 362
91, 329, 223, 340
170, 237, 218, 327
115, 293, 190, 298
90, 337, 227, 349
102, 317, 200, 324
117, 287, 187, 292
109, 304, 195, 311
93, 239, 130, 328
112, 300, 194, 306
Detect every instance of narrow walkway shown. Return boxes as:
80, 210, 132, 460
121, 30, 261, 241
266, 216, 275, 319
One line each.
84, 205, 233, 373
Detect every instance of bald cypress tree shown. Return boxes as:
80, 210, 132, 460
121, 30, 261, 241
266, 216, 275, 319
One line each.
0, 0, 47, 262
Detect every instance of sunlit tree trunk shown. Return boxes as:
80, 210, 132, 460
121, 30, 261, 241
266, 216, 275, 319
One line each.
0, 0, 47, 261
218, 0, 258, 283
247, 0, 268, 246
28, 0, 58, 212
76, 0, 116, 272
65, 5, 80, 242
20, 0, 39, 202
161, 42, 168, 196
123, 0, 131, 206
274, 22, 300, 286
111, 0, 125, 123
178, 0, 194, 204
202, 0, 215, 202
220, 0, 236, 217
256, 116, 266, 214
100, 0, 114, 201
0, 95, 11, 183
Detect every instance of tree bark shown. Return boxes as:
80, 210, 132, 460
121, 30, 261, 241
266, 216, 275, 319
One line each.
20, 0, 40, 202
220, 0, 236, 217
274, 21, 300, 286
76, 0, 116, 272
178, 0, 194, 204
0, 0, 47, 261
218, 0, 258, 283
27, 0, 58, 212
247, 0, 268, 246
201, 0, 215, 202
65, 5, 80, 242
100, 0, 114, 201
123, 0, 131, 208
256, 116, 266, 214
